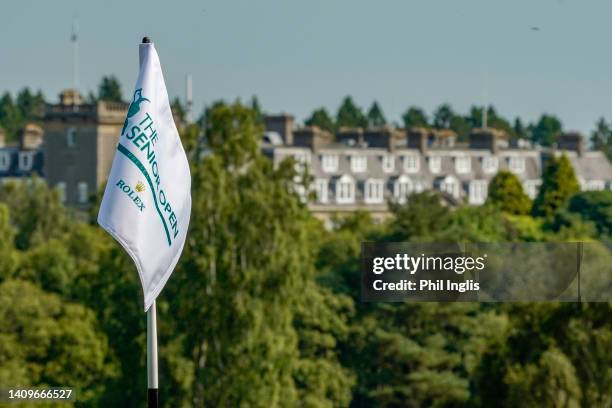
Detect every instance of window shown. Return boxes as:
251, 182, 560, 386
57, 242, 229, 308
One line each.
56, 182, 67, 203
508, 156, 525, 173
18, 152, 33, 171
0, 151, 10, 171
585, 180, 605, 191
364, 179, 385, 204
482, 156, 498, 174
67, 127, 77, 148
394, 175, 413, 204
78, 182, 89, 204
381, 155, 395, 173
428, 156, 441, 173
403, 155, 419, 173
336, 175, 355, 204
455, 156, 471, 174
524, 180, 541, 199
350, 155, 367, 173
469, 180, 488, 205
440, 176, 460, 198
314, 178, 328, 203
321, 154, 338, 173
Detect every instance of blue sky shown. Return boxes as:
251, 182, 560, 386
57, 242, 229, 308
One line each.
2, 0, 611, 133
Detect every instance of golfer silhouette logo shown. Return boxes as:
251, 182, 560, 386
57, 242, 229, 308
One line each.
122, 88, 150, 136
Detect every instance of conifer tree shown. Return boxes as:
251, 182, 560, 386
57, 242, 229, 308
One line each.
532, 154, 580, 219
487, 170, 532, 215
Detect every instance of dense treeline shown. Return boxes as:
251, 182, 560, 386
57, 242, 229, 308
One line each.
3, 79, 612, 161
0, 101, 611, 407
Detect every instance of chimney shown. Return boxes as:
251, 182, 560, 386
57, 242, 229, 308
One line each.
293, 126, 333, 151
59, 89, 84, 106
557, 132, 586, 156
469, 128, 507, 153
18, 123, 44, 150
264, 114, 295, 145
336, 127, 363, 146
362, 127, 400, 151
407, 127, 428, 153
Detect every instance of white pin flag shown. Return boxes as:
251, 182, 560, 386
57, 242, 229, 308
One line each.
98, 41, 191, 311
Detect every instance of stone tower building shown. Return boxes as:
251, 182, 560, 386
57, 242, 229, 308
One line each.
43, 89, 128, 209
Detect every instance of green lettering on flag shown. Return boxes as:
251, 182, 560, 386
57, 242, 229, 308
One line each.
117, 143, 172, 246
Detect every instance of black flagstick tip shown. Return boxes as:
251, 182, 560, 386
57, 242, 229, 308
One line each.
142, 36, 152, 43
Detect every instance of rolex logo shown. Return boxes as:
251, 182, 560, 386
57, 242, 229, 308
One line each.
135, 181, 145, 193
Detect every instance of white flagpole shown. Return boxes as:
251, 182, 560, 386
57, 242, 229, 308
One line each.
140, 35, 159, 408
147, 300, 158, 407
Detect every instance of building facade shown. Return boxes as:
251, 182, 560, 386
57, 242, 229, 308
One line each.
42, 89, 127, 209
264, 115, 612, 223
0, 124, 44, 183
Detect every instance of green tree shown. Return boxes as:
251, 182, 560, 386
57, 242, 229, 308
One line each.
0, 204, 17, 280
250, 95, 264, 125
533, 154, 580, 219
433, 103, 454, 129
402, 106, 428, 129
0, 178, 70, 250
170, 101, 353, 406
449, 114, 471, 141
0, 279, 118, 405
305, 107, 335, 133
366, 101, 386, 127
555, 190, 612, 238
591, 117, 612, 161
514, 117, 528, 140
532, 114, 562, 146
16, 88, 45, 120
504, 347, 582, 408
389, 191, 450, 241
0, 92, 22, 141
336, 96, 367, 128
487, 170, 532, 215
98, 75, 123, 103
171, 97, 187, 123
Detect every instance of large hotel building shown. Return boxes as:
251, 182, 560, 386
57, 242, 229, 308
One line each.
262, 114, 612, 223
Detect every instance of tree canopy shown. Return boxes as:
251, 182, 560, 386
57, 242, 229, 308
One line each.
487, 170, 532, 215
97, 75, 123, 103
533, 154, 580, 219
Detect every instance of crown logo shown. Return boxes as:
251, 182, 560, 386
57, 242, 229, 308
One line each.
135, 181, 145, 193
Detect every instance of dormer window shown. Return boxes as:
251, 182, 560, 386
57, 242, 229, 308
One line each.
439, 175, 460, 198
321, 154, 338, 173
428, 156, 441, 173
336, 175, 355, 204
350, 155, 367, 173
455, 156, 471, 174
394, 175, 413, 204
482, 156, 498, 174
381, 155, 395, 173
364, 179, 385, 204
508, 156, 525, 174
403, 155, 419, 173
18, 152, 33, 172
0, 151, 10, 171
469, 180, 488, 205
